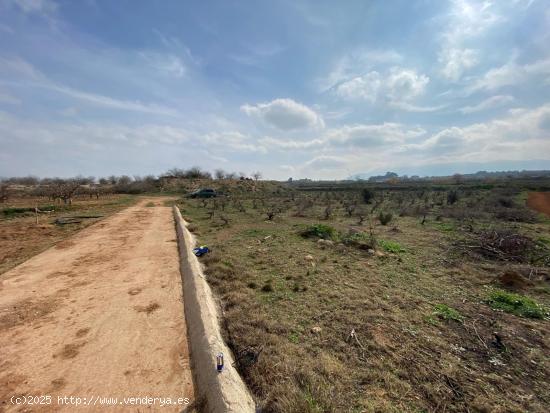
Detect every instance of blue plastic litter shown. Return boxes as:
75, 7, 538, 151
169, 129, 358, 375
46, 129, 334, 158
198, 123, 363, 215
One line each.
193, 245, 209, 257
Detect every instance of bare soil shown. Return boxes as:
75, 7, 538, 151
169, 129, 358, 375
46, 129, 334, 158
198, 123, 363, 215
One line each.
0, 198, 194, 412
527, 192, 550, 217
0, 195, 135, 276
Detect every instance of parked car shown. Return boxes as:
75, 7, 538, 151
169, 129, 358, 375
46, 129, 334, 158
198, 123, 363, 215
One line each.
186, 188, 218, 198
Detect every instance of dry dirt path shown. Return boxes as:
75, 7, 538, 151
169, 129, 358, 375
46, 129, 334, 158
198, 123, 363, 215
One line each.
0, 198, 194, 412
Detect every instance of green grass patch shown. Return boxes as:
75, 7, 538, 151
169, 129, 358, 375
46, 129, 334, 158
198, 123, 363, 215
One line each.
537, 236, 550, 246
432, 221, 456, 232
2, 205, 56, 216
300, 223, 337, 240
433, 304, 464, 322
241, 228, 272, 238
379, 239, 406, 253
487, 290, 547, 319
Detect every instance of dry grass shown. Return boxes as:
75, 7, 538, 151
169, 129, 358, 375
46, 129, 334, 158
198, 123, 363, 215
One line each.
178, 187, 550, 412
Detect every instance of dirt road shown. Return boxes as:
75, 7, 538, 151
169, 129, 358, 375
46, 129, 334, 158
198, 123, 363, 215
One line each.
0, 198, 194, 412
527, 191, 550, 217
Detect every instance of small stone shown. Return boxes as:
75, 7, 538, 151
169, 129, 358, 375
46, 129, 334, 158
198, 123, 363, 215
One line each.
311, 326, 322, 334
304, 254, 314, 261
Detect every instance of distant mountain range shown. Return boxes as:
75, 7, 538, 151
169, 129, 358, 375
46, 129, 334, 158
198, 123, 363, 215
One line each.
349, 170, 550, 182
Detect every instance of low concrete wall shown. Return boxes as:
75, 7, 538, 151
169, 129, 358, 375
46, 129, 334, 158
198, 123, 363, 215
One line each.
173, 206, 255, 413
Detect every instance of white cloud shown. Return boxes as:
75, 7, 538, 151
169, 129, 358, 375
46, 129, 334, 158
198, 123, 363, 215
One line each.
0, 112, 189, 147
405, 104, 550, 161
139, 52, 186, 78
437, 0, 502, 81
439, 48, 479, 81
7, 0, 57, 15
241, 98, 324, 130
304, 155, 347, 170
317, 49, 402, 93
0, 56, 45, 80
260, 122, 425, 151
335, 71, 381, 102
48, 84, 178, 116
386, 67, 430, 101
335, 67, 430, 107
0, 57, 178, 115
472, 58, 550, 91
459, 95, 515, 113
325, 123, 426, 148
203, 131, 266, 153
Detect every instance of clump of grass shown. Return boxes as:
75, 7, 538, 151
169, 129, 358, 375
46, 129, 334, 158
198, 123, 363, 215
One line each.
301, 223, 337, 240
378, 211, 393, 225
378, 239, 405, 253
487, 290, 547, 319
433, 304, 464, 322
433, 221, 455, 232
261, 282, 274, 292
145, 202, 155, 207
341, 231, 376, 250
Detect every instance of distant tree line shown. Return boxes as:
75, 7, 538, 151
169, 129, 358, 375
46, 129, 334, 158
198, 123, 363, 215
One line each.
0, 166, 264, 202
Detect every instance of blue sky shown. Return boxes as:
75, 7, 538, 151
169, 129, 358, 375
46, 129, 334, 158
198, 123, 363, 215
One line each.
0, 0, 549, 180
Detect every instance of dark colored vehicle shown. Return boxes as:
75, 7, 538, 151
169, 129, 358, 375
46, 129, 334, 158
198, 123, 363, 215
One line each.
186, 188, 218, 198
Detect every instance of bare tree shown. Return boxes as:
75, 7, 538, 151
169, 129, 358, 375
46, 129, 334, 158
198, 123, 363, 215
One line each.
49, 178, 82, 205
344, 202, 356, 217
252, 171, 262, 181
214, 169, 226, 180
323, 205, 333, 220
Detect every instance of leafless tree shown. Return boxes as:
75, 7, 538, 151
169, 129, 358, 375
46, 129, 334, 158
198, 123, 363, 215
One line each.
49, 178, 82, 205
252, 171, 262, 181
344, 202, 356, 217
214, 169, 226, 180
323, 205, 333, 220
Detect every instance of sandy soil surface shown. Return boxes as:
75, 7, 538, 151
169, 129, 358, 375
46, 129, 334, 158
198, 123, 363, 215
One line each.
527, 192, 550, 217
0, 198, 194, 412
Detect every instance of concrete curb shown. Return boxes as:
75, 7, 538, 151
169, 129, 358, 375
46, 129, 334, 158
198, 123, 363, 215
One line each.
173, 206, 256, 413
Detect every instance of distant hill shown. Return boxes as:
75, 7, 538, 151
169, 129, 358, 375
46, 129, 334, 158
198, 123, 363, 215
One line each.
349, 170, 550, 183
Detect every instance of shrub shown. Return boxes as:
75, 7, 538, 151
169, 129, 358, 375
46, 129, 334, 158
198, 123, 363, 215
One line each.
497, 197, 514, 208
361, 188, 374, 204
301, 224, 337, 240
494, 208, 537, 223
433, 304, 464, 322
261, 282, 274, 292
378, 211, 393, 225
342, 231, 376, 250
378, 239, 405, 253
487, 290, 547, 319
447, 190, 459, 205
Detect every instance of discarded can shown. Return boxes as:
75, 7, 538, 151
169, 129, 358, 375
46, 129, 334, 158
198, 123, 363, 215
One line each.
216, 352, 224, 372
193, 245, 209, 257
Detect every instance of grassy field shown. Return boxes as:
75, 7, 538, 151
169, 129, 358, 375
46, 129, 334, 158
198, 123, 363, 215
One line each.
0, 194, 136, 277
178, 184, 550, 412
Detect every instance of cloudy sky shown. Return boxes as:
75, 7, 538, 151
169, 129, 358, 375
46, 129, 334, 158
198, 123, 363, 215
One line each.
1, 0, 549, 180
